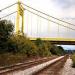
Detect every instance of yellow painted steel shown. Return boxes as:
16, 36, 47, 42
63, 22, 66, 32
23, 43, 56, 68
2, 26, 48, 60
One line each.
30, 37, 75, 41
16, 0, 20, 34
16, 0, 24, 35
15, 0, 75, 43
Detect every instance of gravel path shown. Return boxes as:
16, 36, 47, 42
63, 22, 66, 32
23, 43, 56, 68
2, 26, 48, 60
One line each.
59, 57, 75, 75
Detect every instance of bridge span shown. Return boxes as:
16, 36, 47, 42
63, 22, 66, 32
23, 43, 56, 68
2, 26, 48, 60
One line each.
30, 38, 75, 45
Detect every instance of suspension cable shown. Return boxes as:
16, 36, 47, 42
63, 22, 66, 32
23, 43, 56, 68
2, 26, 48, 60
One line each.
22, 3, 75, 27
0, 2, 17, 12
0, 11, 17, 19
1, 7, 75, 31
23, 8, 75, 31
1, 2, 75, 31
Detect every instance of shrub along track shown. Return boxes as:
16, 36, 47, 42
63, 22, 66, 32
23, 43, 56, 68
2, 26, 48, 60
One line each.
0, 56, 58, 75
35, 55, 68, 75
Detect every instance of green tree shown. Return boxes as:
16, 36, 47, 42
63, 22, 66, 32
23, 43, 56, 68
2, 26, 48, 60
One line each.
50, 45, 58, 55
50, 45, 65, 55
57, 46, 65, 55
0, 20, 14, 52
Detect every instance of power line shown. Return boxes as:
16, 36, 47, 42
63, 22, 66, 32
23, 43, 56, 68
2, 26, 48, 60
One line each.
24, 8, 75, 31
22, 3, 75, 27
0, 2, 17, 12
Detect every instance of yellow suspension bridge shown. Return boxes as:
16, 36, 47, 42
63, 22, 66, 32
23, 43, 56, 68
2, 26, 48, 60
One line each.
0, 0, 75, 44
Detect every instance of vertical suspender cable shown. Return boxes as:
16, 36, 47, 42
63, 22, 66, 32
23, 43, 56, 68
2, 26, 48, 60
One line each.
31, 13, 32, 37
27, 11, 29, 36
39, 16, 41, 37
67, 24, 69, 38
37, 12, 41, 38
14, 16, 16, 33
37, 14, 39, 38
48, 16, 50, 37
58, 23, 59, 37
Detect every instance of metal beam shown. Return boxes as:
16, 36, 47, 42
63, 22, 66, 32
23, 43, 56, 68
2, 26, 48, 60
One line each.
30, 37, 75, 45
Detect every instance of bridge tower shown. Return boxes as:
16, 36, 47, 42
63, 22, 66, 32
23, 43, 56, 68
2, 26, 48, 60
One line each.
16, 0, 24, 35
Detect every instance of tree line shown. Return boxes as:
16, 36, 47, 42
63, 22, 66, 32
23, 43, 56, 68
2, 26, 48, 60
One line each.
0, 20, 65, 57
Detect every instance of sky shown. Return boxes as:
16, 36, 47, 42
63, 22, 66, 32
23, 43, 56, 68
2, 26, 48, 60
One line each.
58, 45, 75, 50
0, 0, 75, 50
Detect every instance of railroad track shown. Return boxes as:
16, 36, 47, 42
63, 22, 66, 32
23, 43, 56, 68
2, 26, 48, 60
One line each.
1, 56, 67, 75
0, 56, 57, 75
35, 55, 68, 75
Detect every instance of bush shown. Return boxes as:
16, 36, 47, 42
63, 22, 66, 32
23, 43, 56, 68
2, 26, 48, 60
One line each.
35, 38, 51, 57
72, 54, 75, 67
8, 35, 38, 57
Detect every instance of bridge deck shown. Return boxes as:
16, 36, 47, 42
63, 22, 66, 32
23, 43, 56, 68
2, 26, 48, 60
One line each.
30, 37, 75, 41
30, 38, 75, 45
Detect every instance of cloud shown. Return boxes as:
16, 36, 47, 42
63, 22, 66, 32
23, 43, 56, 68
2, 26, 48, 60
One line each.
53, 0, 75, 9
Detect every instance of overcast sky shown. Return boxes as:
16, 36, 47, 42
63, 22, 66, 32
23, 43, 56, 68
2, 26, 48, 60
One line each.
0, 0, 75, 20
0, 0, 75, 50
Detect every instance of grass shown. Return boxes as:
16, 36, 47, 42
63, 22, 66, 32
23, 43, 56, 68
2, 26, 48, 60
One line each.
0, 52, 51, 67
0, 53, 27, 67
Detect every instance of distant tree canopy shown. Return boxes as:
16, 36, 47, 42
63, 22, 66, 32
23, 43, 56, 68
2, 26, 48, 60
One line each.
0, 20, 14, 52
50, 45, 65, 55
